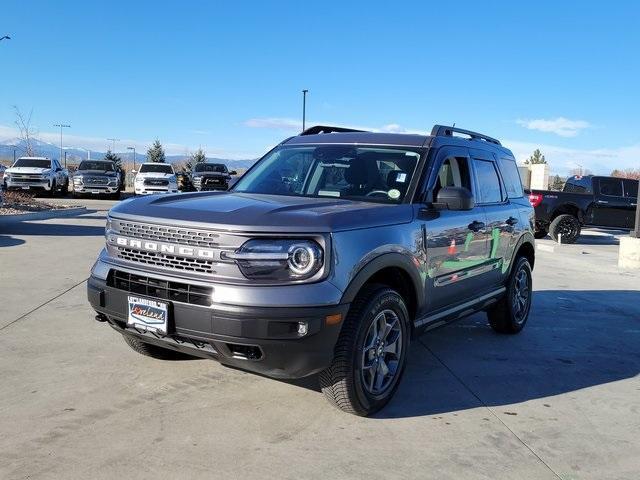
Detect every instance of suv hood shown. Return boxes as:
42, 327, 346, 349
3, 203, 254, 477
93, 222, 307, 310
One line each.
136, 172, 174, 179
76, 169, 118, 176
109, 191, 414, 233
7, 167, 51, 174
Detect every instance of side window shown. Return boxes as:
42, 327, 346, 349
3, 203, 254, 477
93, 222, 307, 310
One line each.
473, 159, 503, 204
599, 178, 623, 197
433, 157, 472, 199
497, 158, 524, 198
623, 179, 638, 199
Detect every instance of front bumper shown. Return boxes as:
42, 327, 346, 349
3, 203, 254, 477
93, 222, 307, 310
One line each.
73, 185, 119, 194
7, 178, 52, 190
87, 272, 348, 379
135, 186, 178, 195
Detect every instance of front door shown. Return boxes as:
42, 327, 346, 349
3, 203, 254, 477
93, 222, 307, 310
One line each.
422, 149, 491, 312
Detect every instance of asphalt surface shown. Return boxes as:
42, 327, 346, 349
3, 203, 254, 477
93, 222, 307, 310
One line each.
1, 197, 639, 480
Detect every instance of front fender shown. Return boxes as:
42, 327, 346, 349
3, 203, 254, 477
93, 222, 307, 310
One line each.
339, 252, 424, 313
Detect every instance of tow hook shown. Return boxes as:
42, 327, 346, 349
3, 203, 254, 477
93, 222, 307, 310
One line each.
95, 313, 108, 323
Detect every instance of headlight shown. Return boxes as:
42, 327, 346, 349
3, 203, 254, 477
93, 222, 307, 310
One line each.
73, 176, 83, 184
135, 177, 144, 183
222, 239, 324, 281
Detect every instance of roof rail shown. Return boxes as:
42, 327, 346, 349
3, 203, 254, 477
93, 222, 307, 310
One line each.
431, 125, 501, 146
300, 125, 367, 136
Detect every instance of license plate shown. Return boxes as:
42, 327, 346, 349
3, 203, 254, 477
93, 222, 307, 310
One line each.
22, 186, 30, 190
90, 190, 102, 194
127, 296, 169, 334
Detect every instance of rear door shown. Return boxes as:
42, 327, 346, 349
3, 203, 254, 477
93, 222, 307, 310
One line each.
592, 177, 629, 228
469, 150, 516, 287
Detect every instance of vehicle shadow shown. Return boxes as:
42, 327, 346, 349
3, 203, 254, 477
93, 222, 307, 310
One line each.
0, 235, 25, 247
0, 220, 106, 238
375, 289, 640, 419
575, 229, 626, 246
280, 289, 640, 418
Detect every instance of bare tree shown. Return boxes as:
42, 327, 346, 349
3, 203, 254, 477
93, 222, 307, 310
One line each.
13, 106, 37, 156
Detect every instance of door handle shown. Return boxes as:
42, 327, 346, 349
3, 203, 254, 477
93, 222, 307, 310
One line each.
596, 200, 609, 204
468, 221, 486, 232
505, 216, 518, 226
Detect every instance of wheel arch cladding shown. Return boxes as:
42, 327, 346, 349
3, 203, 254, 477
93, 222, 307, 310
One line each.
340, 253, 422, 325
513, 235, 535, 271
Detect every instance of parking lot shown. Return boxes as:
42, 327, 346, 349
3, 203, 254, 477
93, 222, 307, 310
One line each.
1, 197, 639, 480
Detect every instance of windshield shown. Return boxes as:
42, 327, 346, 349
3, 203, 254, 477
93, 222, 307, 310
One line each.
139, 164, 174, 174
233, 145, 421, 203
79, 161, 115, 171
13, 158, 51, 169
194, 163, 227, 173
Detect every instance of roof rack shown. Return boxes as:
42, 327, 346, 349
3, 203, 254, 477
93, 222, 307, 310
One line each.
431, 125, 501, 146
300, 125, 367, 136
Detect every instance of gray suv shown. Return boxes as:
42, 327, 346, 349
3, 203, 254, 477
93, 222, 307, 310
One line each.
88, 125, 535, 416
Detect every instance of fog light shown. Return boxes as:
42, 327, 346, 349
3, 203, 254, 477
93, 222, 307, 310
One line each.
297, 321, 308, 336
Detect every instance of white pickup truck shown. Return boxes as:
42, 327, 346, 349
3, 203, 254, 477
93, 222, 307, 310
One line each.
5, 156, 69, 196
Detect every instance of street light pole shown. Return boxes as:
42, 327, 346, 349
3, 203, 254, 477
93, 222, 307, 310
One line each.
53, 123, 70, 166
302, 89, 308, 132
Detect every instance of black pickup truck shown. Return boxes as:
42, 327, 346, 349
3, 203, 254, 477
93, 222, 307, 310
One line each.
529, 175, 638, 243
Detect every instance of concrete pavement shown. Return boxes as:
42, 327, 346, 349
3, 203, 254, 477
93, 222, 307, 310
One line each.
1, 200, 638, 479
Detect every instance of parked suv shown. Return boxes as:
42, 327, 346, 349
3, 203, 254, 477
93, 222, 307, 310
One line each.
88, 125, 535, 415
530, 175, 638, 243
5, 156, 69, 196
134, 163, 178, 195
70, 160, 121, 199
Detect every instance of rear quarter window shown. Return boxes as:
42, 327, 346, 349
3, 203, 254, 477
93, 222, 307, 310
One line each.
497, 158, 524, 198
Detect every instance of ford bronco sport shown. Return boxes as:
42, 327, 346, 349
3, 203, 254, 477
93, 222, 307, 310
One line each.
88, 125, 535, 416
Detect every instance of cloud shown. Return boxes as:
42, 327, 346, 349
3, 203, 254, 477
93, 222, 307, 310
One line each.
516, 117, 591, 137
243, 117, 302, 130
504, 139, 640, 175
244, 117, 428, 135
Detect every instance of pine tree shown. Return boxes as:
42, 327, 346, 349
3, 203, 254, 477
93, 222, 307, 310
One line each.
147, 140, 166, 163
192, 148, 206, 164
103, 150, 122, 170
524, 149, 547, 164
550, 174, 565, 191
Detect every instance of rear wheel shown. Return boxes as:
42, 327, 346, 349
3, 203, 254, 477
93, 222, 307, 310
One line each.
122, 334, 193, 360
48, 180, 57, 197
320, 285, 410, 416
549, 214, 581, 243
487, 256, 532, 334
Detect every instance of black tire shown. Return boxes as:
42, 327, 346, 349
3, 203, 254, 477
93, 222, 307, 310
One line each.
110, 191, 121, 200
548, 214, 581, 243
487, 256, 533, 334
320, 285, 410, 416
60, 180, 68, 196
534, 229, 548, 239
122, 334, 193, 360
48, 180, 56, 197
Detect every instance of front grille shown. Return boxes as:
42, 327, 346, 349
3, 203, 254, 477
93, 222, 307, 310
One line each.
84, 176, 109, 185
144, 179, 169, 186
117, 247, 215, 274
115, 221, 221, 248
204, 177, 223, 185
108, 269, 213, 306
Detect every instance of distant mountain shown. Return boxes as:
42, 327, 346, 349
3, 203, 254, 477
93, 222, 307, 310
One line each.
0, 138, 256, 170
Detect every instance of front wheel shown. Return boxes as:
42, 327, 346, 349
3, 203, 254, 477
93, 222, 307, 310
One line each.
320, 285, 410, 416
487, 256, 533, 334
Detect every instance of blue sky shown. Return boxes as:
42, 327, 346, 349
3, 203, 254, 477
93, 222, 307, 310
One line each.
1, 0, 639, 173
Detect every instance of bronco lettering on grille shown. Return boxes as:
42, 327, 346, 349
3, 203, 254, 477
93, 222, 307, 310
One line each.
108, 235, 217, 260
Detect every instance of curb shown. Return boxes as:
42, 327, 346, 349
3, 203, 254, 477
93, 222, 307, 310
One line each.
0, 207, 88, 224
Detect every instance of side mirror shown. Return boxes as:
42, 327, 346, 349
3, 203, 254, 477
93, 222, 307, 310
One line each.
131, 170, 137, 175
436, 186, 475, 211
230, 170, 237, 176
56, 167, 62, 172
